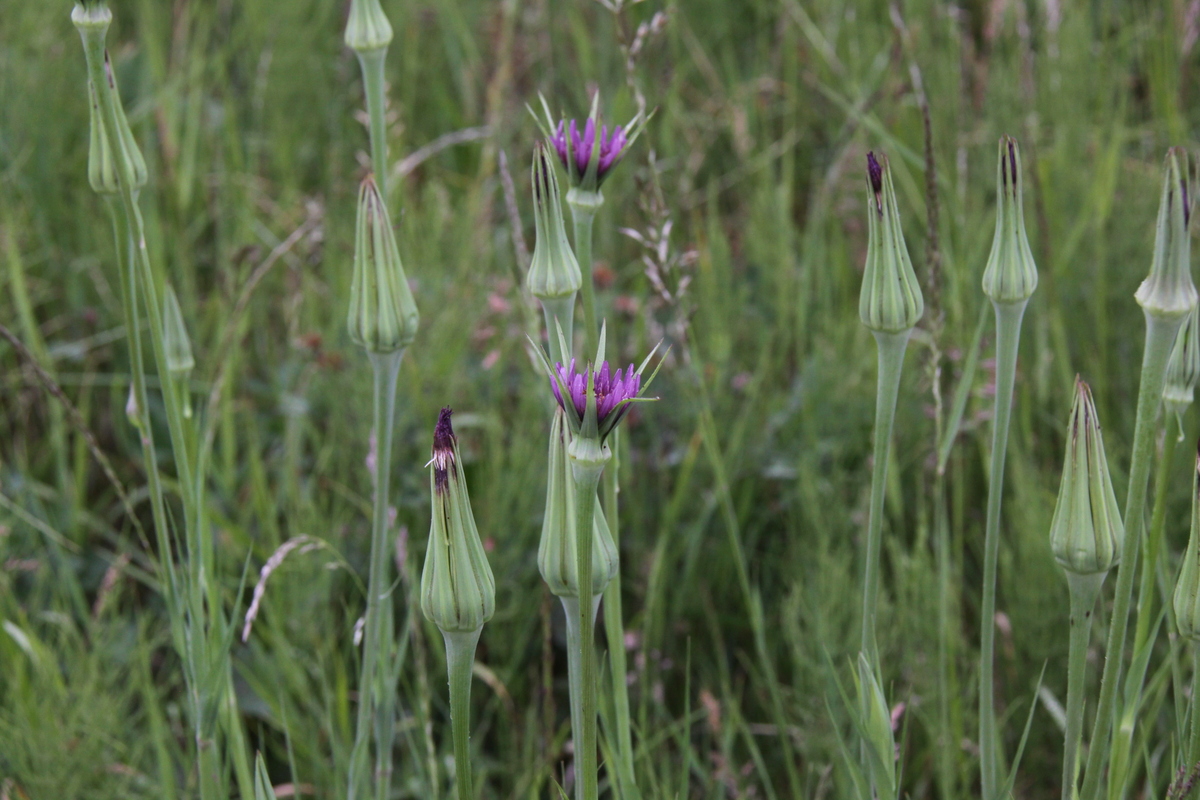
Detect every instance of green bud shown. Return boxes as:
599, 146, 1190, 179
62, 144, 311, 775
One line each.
527, 144, 582, 301
1164, 305, 1200, 436
858, 152, 923, 333
420, 409, 495, 634
537, 408, 618, 598
347, 175, 419, 353
1048, 378, 1123, 576
981, 136, 1038, 304
71, 3, 112, 35
856, 653, 896, 797
344, 0, 393, 53
86, 63, 148, 196
1174, 445, 1200, 643
1135, 148, 1197, 320
162, 285, 194, 379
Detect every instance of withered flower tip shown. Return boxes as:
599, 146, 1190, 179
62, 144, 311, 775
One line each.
867, 152, 883, 210
432, 407, 455, 493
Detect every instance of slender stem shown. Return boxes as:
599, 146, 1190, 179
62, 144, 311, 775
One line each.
443, 628, 482, 800
1080, 312, 1182, 800
567, 199, 599, 356
562, 595, 602, 800
1135, 429, 1177, 652
357, 48, 391, 201
860, 329, 910, 665
571, 460, 605, 800
1062, 572, 1104, 800
979, 298, 1029, 798
602, 428, 637, 795
349, 350, 404, 800
1190, 647, 1200, 768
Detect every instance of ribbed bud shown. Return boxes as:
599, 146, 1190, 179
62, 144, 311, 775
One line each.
858, 152, 924, 333
1165, 305, 1200, 433
344, 0, 393, 52
1175, 444, 1200, 643
1136, 148, 1197, 320
856, 653, 897, 797
162, 285, 194, 378
537, 408, 618, 598
420, 409, 495, 634
981, 136, 1038, 304
347, 175, 419, 353
71, 3, 112, 34
527, 144, 582, 300
1049, 379, 1123, 575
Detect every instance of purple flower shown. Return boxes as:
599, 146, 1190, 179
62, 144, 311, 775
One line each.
550, 118, 630, 189
551, 358, 642, 438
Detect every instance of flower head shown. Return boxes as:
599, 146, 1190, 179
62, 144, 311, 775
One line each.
1136, 148, 1197, 320
533, 92, 647, 194
858, 151, 924, 333
551, 358, 641, 440
982, 136, 1038, 304
1165, 304, 1200, 438
527, 144, 582, 301
344, 0, 393, 53
347, 174, 419, 353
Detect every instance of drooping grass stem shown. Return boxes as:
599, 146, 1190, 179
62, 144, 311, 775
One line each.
979, 297, 1029, 799
860, 329, 910, 666
1079, 312, 1182, 800
349, 349, 404, 800
1062, 572, 1104, 800
443, 628, 482, 800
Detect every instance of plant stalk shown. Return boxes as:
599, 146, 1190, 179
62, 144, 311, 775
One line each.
1062, 572, 1104, 800
357, 47, 391, 201
570, 458, 605, 800
566, 196, 599, 356
1079, 311, 1182, 800
444, 628, 483, 800
1134, 428, 1177, 652
979, 298, 1029, 798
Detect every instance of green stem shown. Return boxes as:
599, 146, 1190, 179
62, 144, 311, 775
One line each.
980, 298, 1029, 798
1080, 311, 1182, 800
566, 191, 600, 356
860, 329, 910, 665
357, 47, 391, 201
541, 296, 576, 369
1134, 428, 1177, 653
562, 595, 602, 800
1190, 647, 1200, 768
349, 349, 404, 800
443, 628, 482, 800
570, 458, 605, 800
602, 429, 637, 796
1062, 572, 1104, 800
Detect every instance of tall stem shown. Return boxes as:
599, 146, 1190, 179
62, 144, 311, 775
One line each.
979, 298, 1029, 797
1062, 572, 1104, 800
349, 349, 404, 800
860, 329, 910, 665
443, 628, 482, 800
562, 595, 602, 800
357, 48, 391, 201
1190, 647, 1200, 767
566, 194, 600, 356
1080, 312, 1181, 800
570, 459, 605, 800
1134, 429, 1177, 652
602, 428, 637, 795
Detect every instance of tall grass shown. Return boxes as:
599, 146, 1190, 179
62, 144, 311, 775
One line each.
2, 1, 1200, 797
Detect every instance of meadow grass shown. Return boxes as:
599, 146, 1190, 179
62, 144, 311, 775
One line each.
2, 1, 1199, 797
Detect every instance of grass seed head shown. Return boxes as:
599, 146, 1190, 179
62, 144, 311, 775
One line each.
420, 408, 496, 634
982, 136, 1038, 304
1049, 378, 1123, 576
1136, 148, 1197, 320
347, 175, 419, 353
344, 0, 393, 53
527, 144, 582, 300
1174, 442, 1200, 643
858, 152, 924, 333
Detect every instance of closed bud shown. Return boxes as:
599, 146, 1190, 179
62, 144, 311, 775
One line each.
162, 285, 194, 379
420, 409, 495, 634
1164, 305, 1200, 436
982, 136, 1038, 304
347, 175, 419, 353
858, 152, 923, 333
71, 3, 112, 35
856, 653, 897, 797
344, 0, 393, 53
1136, 148, 1197, 320
537, 408, 618, 598
1049, 379, 1123, 575
1175, 443, 1200, 643
86, 60, 147, 196
527, 144, 582, 301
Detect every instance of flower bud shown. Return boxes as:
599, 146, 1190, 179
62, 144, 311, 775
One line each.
162, 285, 194, 379
856, 653, 896, 797
86, 59, 147, 197
1049, 378, 1123, 575
347, 175, 419, 353
537, 92, 645, 195
981, 136, 1038, 304
71, 3, 112, 36
1164, 305, 1200, 436
420, 409, 495, 634
527, 144, 582, 301
344, 0, 393, 53
1175, 444, 1200, 643
858, 152, 923, 333
1136, 148, 1197, 320
537, 408, 618, 598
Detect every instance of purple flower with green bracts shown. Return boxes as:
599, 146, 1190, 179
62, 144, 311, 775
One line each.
551, 120, 629, 187
550, 357, 651, 441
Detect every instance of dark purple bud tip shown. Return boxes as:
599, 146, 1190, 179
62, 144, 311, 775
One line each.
1007, 138, 1017, 188
432, 407, 455, 492
867, 152, 883, 194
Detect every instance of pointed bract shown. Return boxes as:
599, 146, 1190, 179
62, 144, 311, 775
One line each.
420, 409, 496, 634
535, 92, 647, 194
162, 284, 194, 378
344, 0, 393, 52
347, 175, 419, 353
1049, 379, 1123, 575
1175, 444, 1200, 643
858, 152, 924, 333
1136, 148, 1197, 320
981, 136, 1038, 304
527, 144, 582, 300
856, 653, 897, 797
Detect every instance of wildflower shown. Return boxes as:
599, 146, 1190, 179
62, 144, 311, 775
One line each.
1164, 305, 1200, 437
527, 143, 582, 301
344, 0, 393, 53
858, 152, 923, 334
1174, 442, 1200, 643
1136, 148, 1197, 320
347, 175, 419, 353
982, 136, 1038, 304
535, 93, 646, 195
1049, 378, 1123, 576
86, 58, 147, 197
420, 408, 495, 634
